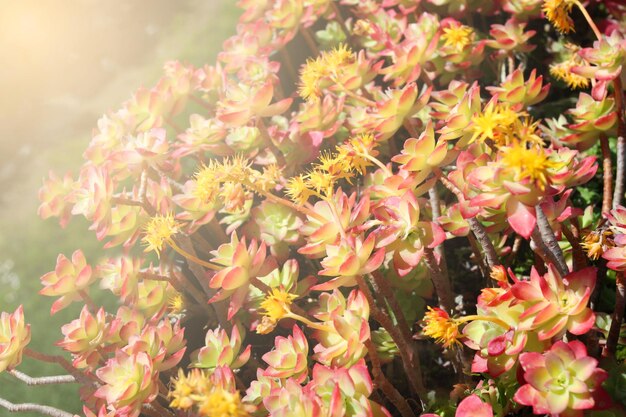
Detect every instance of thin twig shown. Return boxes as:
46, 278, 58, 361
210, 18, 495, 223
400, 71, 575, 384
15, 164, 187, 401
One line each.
24, 348, 94, 386
8, 370, 76, 385
612, 76, 626, 207
438, 174, 501, 268
429, 186, 450, 280
111, 196, 155, 216
467, 218, 501, 269
0, 398, 74, 417
370, 271, 413, 342
601, 134, 613, 216
355, 276, 426, 401
300, 27, 320, 57
614, 136, 625, 208
530, 226, 561, 272
561, 222, 587, 271
365, 340, 416, 417
423, 248, 455, 312
604, 271, 625, 358
535, 205, 569, 276
78, 290, 97, 313
467, 233, 489, 281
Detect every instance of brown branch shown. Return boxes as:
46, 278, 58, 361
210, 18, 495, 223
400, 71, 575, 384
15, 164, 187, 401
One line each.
279, 48, 299, 86
365, 340, 416, 417
438, 174, 501, 268
612, 73, 626, 208
0, 398, 74, 417
78, 290, 96, 313
370, 271, 413, 342
355, 276, 426, 400
300, 27, 320, 57
468, 218, 501, 269
561, 222, 587, 271
467, 233, 489, 281
604, 271, 626, 358
614, 136, 625, 208
423, 248, 455, 312
24, 348, 94, 386
601, 134, 613, 216
530, 226, 561, 271
111, 196, 155, 216
535, 205, 569, 276
429, 186, 450, 280
8, 370, 76, 385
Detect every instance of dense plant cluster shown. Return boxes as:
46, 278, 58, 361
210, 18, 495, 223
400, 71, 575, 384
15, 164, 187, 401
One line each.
2, 0, 626, 416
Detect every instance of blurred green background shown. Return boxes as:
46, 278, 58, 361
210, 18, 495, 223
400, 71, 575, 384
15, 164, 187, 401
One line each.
0, 0, 237, 414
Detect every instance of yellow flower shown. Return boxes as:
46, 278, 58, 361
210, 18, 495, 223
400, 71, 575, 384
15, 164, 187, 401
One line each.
499, 142, 564, 189
168, 292, 186, 315
325, 43, 354, 71
143, 213, 181, 256
514, 117, 545, 147
441, 23, 474, 52
285, 174, 313, 205
306, 169, 335, 197
197, 388, 248, 417
336, 133, 378, 175
470, 103, 519, 145
422, 307, 461, 348
298, 57, 328, 102
490, 265, 508, 283
298, 44, 354, 102
169, 368, 210, 410
194, 161, 222, 204
257, 164, 282, 192
550, 59, 590, 89
317, 151, 354, 181
259, 288, 298, 323
581, 230, 613, 260
542, 0, 575, 33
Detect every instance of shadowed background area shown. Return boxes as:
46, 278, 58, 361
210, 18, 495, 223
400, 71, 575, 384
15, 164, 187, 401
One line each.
0, 0, 236, 414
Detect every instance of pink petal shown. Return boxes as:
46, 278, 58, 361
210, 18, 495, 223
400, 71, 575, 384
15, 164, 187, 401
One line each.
455, 394, 493, 417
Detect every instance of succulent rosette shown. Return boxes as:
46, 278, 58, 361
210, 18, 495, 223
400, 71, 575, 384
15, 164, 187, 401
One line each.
21, 1, 626, 417
514, 341, 609, 417
209, 233, 278, 319
262, 325, 309, 382
94, 350, 159, 417
40, 249, 95, 314
0, 306, 31, 373
57, 306, 109, 369
510, 266, 596, 340
190, 325, 250, 371
312, 289, 370, 367
309, 360, 392, 417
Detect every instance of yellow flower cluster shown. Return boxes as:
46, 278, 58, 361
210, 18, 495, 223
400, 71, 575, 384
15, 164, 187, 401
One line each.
169, 369, 248, 417
193, 156, 281, 209
422, 307, 461, 349
542, 0, 575, 33
142, 213, 181, 255
285, 151, 354, 204
550, 56, 590, 90
285, 133, 381, 205
581, 229, 613, 260
470, 102, 542, 148
259, 287, 298, 322
441, 22, 474, 52
500, 142, 565, 190
299, 44, 355, 101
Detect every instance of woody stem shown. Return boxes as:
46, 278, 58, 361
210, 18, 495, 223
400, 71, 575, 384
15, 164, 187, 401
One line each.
456, 315, 510, 329
572, 0, 602, 40
167, 238, 221, 271
604, 271, 625, 358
